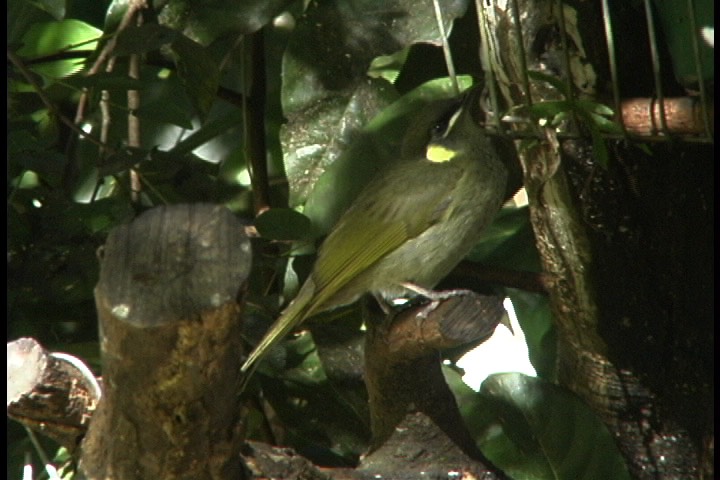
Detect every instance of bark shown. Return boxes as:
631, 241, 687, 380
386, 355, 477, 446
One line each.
7, 338, 100, 451
79, 203, 252, 480
479, 1, 713, 477
361, 292, 510, 479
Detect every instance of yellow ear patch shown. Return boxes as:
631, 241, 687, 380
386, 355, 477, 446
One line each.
426, 144, 457, 162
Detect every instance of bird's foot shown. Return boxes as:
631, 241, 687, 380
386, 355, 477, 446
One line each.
399, 282, 477, 321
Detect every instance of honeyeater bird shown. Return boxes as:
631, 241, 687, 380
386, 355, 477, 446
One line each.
241, 84, 515, 379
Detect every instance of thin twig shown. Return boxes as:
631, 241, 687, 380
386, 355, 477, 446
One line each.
7, 49, 115, 153
75, 0, 148, 125
243, 30, 271, 214
432, 0, 459, 95
127, 13, 144, 203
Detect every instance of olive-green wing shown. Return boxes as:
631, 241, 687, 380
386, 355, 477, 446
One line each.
308, 162, 462, 311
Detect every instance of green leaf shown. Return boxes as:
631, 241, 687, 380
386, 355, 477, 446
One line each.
33, 0, 66, 21
467, 205, 540, 273
576, 100, 614, 118
113, 24, 178, 55
368, 48, 410, 84
652, 0, 714, 87
166, 107, 244, 156
281, 79, 398, 210
528, 70, 570, 97
525, 100, 572, 122
282, 0, 469, 112
8, 1, 59, 46
170, 35, 220, 120
12, 150, 67, 188
588, 123, 610, 169
279, 0, 472, 212
506, 291, 556, 380
18, 19, 102, 79
157, 0, 294, 45
255, 208, 313, 241
64, 197, 135, 235
133, 96, 195, 130
588, 112, 623, 135
478, 373, 632, 480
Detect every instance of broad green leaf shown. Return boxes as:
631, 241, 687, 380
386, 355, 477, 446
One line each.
171, 35, 220, 120
280, 0, 471, 210
157, 0, 294, 45
134, 97, 195, 130
11, 150, 67, 189
588, 121, 610, 169
478, 373, 631, 480
255, 208, 313, 241
588, 112, 623, 134
507, 290, 556, 380
368, 48, 410, 84
652, 0, 714, 87
8, 0, 59, 46
18, 19, 102, 79
113, 24, 178, 56
281, 79, 398, 209
282, 0, 469, 113
64, 197, 135, 234
467, 205, 540, 273
576, 100, 614, 118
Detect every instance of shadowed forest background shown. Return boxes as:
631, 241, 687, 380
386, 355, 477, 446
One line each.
7, 0, 712, 478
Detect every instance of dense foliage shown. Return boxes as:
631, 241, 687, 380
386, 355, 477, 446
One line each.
8, 0, 712, 479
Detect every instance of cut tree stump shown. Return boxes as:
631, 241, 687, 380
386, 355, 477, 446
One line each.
79, 204, 252, 480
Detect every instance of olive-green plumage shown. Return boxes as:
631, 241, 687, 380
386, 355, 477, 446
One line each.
241, 85, 511, 378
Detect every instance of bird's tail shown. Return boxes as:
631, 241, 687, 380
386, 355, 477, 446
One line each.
240, 281, 317, 391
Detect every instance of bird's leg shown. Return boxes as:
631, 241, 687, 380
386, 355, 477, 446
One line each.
372, 293, 396, 316
401, 282, 514, 335
399, 282, 479, 321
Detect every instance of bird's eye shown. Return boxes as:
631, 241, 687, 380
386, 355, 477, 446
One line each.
430, 102, 463, 139
431, 110, 454, 137
430, 118, 448, 136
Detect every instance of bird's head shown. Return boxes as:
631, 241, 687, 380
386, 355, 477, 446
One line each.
401, 85, 487, 164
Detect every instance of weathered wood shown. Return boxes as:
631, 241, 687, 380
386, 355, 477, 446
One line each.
7, 337, 100, 451
79, 203, 251, 480
480, 1, 711, 477
620, 97, 714, 137
362, 292, 509, 479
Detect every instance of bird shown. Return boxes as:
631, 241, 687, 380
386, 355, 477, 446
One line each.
241, 84, 515, 382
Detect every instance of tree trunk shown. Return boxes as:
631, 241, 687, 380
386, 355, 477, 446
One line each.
79, 203, 252, 480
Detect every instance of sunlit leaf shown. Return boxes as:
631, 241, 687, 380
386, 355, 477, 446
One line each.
368, 48, 410, 84
18, 19, 102, 79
